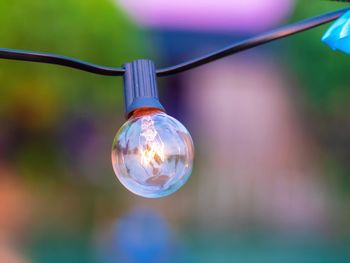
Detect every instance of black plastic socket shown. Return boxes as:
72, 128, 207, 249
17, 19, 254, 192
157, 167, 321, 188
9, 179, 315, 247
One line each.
123, 59, 164, 117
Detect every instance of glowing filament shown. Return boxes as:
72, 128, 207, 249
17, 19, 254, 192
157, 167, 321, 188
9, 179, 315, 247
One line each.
140, 116, 164, 168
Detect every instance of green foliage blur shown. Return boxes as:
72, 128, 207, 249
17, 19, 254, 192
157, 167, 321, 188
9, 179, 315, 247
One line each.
0, 0, 147, 113
0, 0, 151, 185
289, 1, 350, 197
0, 1, 151, 261
289, 1, 350, 114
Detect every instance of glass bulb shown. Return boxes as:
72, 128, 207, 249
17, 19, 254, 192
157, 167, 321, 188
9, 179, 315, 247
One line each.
111, 108, 194, 198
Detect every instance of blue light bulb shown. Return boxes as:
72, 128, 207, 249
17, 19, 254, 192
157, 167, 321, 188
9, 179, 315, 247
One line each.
322, 10, 350, 53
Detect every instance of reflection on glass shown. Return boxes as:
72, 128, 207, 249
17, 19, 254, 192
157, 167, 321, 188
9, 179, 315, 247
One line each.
112, 109, 194, 198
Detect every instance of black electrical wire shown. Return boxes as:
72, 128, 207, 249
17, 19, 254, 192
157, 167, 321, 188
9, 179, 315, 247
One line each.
0, 48, 125, 76
157, 7, 350, 76
0, 7, 349, 77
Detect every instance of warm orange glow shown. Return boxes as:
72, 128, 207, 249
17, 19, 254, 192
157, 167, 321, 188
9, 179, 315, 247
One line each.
137, 111, 165, 174
130, 107, 164, 118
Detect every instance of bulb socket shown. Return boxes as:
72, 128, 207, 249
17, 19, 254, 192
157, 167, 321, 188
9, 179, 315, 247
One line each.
123, 59, 165, 118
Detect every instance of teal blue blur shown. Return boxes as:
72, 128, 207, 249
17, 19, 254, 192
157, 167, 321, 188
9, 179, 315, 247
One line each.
322, 10, 350, 53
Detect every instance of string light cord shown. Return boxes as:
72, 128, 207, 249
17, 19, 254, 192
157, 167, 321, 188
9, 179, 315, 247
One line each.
0, 7, 349, 77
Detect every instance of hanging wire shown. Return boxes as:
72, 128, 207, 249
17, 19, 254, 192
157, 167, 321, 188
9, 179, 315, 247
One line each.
0, 48, 125, 76
0, 7, 349, 77
156, 7, 350, 76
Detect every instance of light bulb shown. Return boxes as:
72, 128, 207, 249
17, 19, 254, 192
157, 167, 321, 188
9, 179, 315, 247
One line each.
111, 108, 194, 198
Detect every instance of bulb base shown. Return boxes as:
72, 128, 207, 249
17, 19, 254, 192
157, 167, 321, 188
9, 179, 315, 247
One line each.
123, 60, 164, 118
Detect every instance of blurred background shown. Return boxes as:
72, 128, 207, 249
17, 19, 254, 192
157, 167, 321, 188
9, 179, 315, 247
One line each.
0, 0, 350, 262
